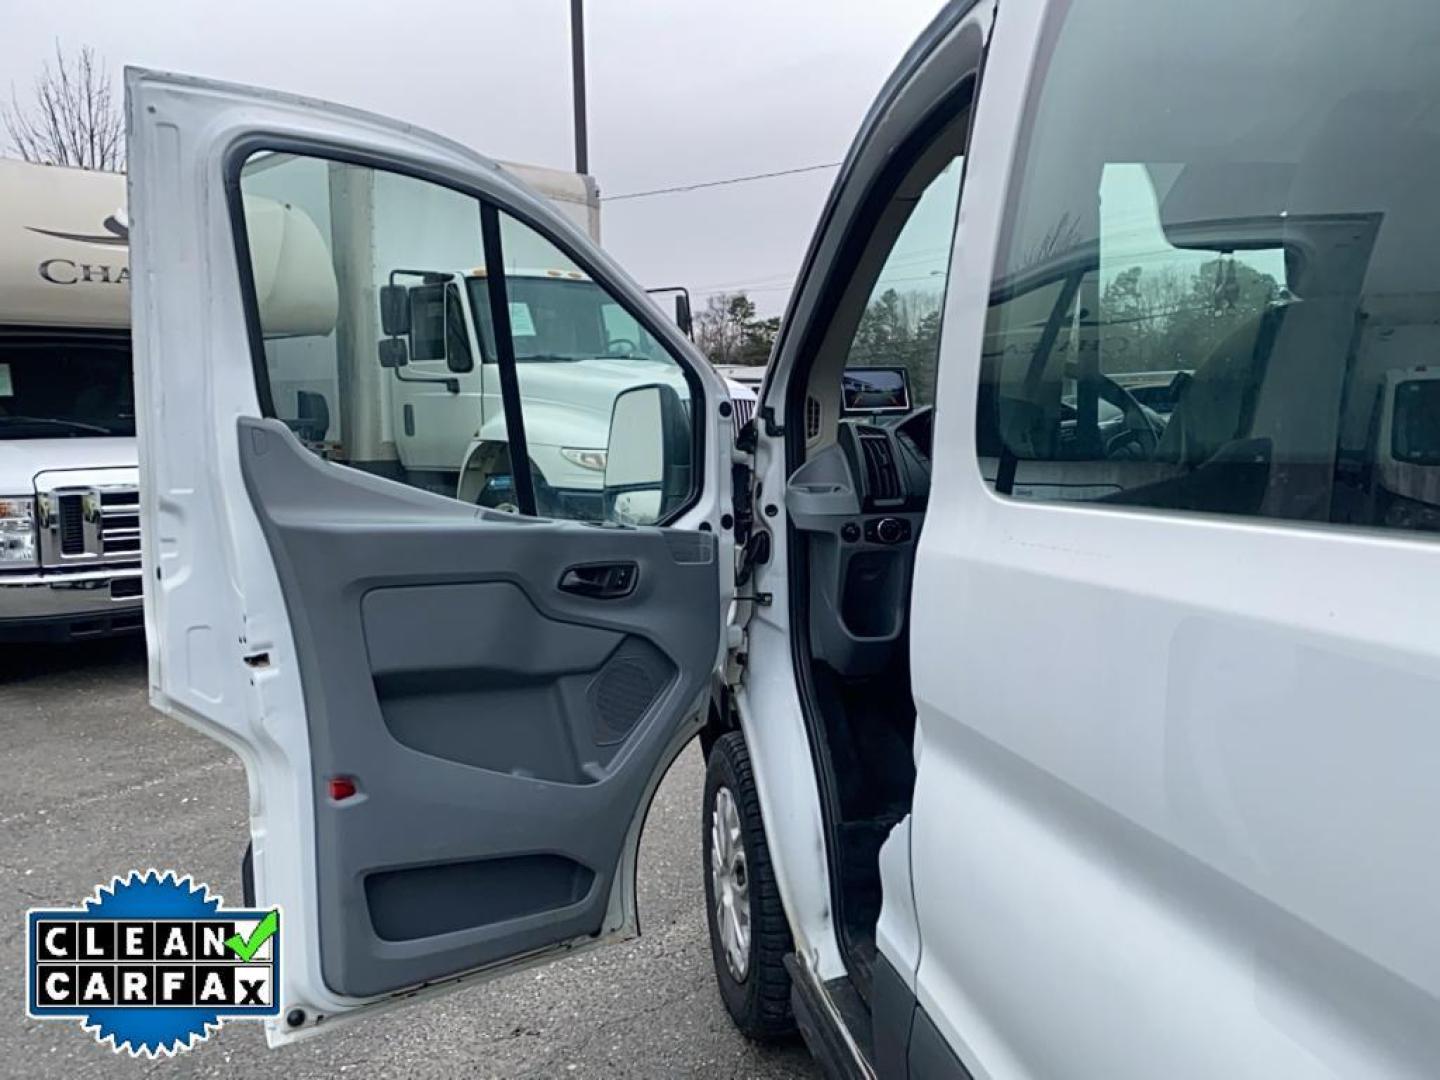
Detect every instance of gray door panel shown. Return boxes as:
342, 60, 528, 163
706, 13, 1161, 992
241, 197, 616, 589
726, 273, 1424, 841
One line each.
237, 417, 720, 998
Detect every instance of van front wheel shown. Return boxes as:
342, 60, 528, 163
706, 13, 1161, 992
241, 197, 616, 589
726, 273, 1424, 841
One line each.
702, 731, 795, 1041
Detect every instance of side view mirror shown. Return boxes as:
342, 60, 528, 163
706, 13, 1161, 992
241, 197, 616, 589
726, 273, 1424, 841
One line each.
644, 285, 694, 340
379, 284, 410, 337
603, 383, 691, 525
378, 337, 409, 368
673, 293, 693, 339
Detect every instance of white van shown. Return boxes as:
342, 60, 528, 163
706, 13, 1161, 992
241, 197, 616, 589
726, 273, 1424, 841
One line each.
130, 0, 1440, 1075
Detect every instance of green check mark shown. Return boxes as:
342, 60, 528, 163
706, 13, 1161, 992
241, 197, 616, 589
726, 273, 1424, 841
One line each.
225, 909, 278, 962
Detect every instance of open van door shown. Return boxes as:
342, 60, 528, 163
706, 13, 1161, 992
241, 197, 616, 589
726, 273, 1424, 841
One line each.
126, 69, 732, 1045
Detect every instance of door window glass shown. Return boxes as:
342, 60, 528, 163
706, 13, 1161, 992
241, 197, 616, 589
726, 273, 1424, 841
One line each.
235, 152, 694, 524
978, 0, 1440, 535
238, 153, 484, 491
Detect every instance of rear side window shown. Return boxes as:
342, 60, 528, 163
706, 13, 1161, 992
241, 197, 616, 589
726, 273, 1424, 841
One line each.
979, 0, 1440, 535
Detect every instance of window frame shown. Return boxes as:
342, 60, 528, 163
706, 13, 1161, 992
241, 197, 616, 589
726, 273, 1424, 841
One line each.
222, 137, 707, 525
772, 60, 983, 992
781, 79, 977, 465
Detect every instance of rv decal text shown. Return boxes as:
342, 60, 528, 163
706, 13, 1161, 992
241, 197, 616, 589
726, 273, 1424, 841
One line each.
38, 259, 130, 286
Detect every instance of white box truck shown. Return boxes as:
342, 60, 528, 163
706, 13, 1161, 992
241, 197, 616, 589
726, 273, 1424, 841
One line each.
241, 151, 751, 516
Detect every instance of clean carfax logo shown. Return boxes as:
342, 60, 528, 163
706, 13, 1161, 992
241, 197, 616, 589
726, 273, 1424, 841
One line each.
27, 870, 280, 1057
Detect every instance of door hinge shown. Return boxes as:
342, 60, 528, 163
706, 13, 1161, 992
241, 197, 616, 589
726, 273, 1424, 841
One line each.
731, 462, 755, 549
759, 404, 785, 437
734, 417, 758, 454
725, 624, 747, 685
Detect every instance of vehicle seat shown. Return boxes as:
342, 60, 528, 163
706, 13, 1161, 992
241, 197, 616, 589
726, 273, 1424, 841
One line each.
1155, 305, 1283, 467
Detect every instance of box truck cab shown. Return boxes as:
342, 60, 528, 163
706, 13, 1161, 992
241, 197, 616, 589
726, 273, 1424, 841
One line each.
130, 0, 1440, 1073
379, 264, 694, 517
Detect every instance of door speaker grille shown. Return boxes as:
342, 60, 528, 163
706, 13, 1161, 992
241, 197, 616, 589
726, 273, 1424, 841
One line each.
588, 641, 674, 745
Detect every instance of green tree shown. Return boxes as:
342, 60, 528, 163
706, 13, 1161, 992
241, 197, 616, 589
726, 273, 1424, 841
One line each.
1098, 258, 1280, 374
741, 315, 781, 366
849, 287, 945, 407
1162, 258, 1279, 367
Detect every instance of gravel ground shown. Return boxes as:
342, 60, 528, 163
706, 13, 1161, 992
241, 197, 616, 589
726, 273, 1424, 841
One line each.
0, 637, 816, 1079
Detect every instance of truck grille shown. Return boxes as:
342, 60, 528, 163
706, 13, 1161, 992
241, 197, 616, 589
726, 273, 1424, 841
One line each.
99, 490, 141, 557
57, 494, 86, 555
39, 483, 142, 568
730, 395, 755, 432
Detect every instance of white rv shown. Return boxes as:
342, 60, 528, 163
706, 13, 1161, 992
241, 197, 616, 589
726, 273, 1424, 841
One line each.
0, 159, 140, 642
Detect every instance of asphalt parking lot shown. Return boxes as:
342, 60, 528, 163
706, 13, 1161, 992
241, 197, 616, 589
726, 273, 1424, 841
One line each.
0, 637, 816, 1079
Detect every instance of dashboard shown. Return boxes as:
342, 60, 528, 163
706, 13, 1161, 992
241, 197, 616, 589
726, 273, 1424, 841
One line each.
785, 412, 932, 677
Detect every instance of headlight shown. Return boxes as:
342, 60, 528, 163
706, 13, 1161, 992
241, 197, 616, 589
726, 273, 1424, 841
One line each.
560, 448, 608, 472
0, 497, 37, 568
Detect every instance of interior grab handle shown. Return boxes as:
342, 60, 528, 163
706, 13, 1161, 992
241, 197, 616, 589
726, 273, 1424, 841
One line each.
557, 561, 639, 599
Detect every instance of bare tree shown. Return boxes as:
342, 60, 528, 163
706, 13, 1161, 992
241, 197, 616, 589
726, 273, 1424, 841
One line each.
4, 43, 124, 171
1021, 210, 1085, 271
694, 292, 752, 366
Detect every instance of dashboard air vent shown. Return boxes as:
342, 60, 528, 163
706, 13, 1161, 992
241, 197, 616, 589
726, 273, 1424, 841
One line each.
857, 430, 902, 502
805, 396, 822, 439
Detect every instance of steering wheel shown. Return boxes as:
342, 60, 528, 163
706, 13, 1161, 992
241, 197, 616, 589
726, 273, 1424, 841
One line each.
604, 338, 639, 357
1100, 379, 1161, 459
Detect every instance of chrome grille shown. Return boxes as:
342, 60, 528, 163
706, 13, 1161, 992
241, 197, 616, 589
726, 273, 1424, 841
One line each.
99, 490, 141, 557
38, 481, 141, 568
57, 494, 86, 554
730, 395, 756, 432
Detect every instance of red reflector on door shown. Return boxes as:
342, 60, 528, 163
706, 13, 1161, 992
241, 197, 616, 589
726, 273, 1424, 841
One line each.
329, 777, 358, 801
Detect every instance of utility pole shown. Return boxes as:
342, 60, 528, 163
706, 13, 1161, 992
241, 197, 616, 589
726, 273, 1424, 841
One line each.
570, 0, 589, 175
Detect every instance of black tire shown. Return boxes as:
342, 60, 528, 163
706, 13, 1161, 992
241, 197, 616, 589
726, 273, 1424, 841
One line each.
703, 731, 796, 1041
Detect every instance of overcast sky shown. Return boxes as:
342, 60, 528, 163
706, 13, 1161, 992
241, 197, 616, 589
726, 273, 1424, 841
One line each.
3, 0, 946, 315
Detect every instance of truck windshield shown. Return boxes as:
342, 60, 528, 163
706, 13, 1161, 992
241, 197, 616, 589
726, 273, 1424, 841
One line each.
0, 338, 134, 439
466, 276, 668, 363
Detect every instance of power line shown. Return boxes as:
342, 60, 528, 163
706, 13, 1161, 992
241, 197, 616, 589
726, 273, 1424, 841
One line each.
695, 281, 798, 297
603, 162, 842, 202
